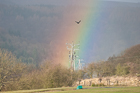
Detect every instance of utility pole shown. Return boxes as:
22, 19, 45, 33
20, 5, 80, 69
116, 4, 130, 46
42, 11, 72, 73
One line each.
66, 41, 80, 71
78, 59, 84, 70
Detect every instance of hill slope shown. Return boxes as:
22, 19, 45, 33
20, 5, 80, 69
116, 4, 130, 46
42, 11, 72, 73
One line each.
0, 1, 140, 65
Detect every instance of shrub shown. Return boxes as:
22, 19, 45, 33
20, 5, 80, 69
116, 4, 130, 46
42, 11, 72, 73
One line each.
99, 83, 105, 86
92, 83, 96, 87
92, 83, 105, 87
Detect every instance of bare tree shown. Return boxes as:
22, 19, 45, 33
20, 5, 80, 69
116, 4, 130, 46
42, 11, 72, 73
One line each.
0, 49, 26, 91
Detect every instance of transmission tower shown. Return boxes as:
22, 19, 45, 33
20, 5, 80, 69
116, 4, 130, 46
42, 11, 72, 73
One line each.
78, 59, 84, 70
66, 41, 80, 71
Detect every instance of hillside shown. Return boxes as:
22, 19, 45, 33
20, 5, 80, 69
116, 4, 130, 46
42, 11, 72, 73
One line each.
0, 4, 62, 65
106, 44, 140, 76
124, 44, 140, 58
0, 1, 140, 65
114, 44, 140, 64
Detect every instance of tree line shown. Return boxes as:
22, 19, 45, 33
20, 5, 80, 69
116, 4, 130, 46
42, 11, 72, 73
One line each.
84, 44, 140, 78
0, 48, 84, 91
1, 44, 140, 91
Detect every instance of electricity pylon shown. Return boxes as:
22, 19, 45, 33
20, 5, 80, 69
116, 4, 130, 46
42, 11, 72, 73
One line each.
66, 41, 80, 71
78, 59, 84, 70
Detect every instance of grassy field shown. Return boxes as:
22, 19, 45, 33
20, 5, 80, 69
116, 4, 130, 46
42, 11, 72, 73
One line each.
55, 87, 140, 93
2, 87, 140, 93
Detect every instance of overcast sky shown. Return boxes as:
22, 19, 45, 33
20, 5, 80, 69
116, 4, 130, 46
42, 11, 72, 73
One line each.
1, 0, 139, 6
104, 0, 140, 3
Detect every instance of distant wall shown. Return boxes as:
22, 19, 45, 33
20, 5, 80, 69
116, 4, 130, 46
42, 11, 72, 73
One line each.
76, 76, 140, 86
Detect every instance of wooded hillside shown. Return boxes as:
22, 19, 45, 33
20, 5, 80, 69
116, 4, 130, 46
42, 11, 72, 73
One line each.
85, 44, 140, 78
0, 2, 140, 65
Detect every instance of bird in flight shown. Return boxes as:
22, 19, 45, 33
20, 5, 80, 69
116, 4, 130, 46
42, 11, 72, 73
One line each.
75, 20, 81, 24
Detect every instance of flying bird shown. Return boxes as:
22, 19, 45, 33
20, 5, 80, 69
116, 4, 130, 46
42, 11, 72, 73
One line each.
75, 20, 81, 24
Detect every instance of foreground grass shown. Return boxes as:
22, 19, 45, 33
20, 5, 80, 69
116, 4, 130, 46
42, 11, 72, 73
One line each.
54, 87, 140, 93
2, 87, 75, 93
2, 87, 140, 93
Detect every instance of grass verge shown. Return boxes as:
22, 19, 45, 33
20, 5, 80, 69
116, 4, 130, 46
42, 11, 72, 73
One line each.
2, 86, 140, 93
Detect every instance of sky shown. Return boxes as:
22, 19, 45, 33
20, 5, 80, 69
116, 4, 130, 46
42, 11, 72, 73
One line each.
1, 0, 140, 6
104, 0, 140, 3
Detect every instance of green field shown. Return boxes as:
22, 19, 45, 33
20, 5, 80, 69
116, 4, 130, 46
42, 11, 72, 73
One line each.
2, 87, 140, 93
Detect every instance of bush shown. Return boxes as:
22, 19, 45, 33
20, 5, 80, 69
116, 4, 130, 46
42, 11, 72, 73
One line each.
99, 83, 105, 86
92, 83, 105, 87
92, 83, 96, 87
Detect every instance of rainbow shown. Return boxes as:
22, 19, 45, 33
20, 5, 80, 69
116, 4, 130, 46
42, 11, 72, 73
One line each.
52, 0, 105, 67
